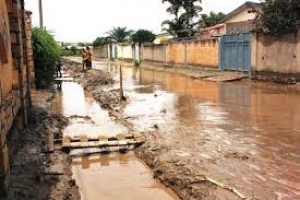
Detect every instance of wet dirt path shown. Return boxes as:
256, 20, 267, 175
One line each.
58, 76, 179, 199
63, 58, 300, 199
90, 60, 300, 199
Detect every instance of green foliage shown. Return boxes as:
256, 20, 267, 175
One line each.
200, 12, 226, 27
32, 27, 60, 89
256, 0, 300, 36
106, 27, 133, 43
161, 0, 202, 38
93, 37, 108, 47
77, 42, 85, 47
131, 29, 156, 45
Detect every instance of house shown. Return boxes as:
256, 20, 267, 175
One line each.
153, 33, 173, 44
0, 0, 34, 196
221, 1, 262, 34
197, 23, 226, 39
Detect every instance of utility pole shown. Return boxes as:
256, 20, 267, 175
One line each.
38, 0, 43, 28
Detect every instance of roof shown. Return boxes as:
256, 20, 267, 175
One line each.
200, 23, 225, 33
155, 33, 172, 37
220, 1, 262, 23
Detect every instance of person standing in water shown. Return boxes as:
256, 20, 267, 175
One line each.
81, 48, 86, 70
84, 46, 93, 70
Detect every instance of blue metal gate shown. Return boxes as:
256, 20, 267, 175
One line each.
220, 33, 251, 72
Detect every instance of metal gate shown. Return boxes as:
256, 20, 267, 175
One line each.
220, 33, 251, 72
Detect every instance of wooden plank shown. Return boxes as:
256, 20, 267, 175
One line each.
59, 133, 135, 142
98, 135, 108, 146
117, 133, 127, 145
63, 140, 142, 148
62, 136, 71, 147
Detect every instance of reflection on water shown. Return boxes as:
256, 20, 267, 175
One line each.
61, 82, 127, 137
60, 76, 178, 200
116, 66, 300, 199
72, 152, 178, 200
63, 60, 300, 199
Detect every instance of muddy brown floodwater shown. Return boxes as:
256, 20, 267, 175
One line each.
59, 79, 179, 199
63, 58, 300, 199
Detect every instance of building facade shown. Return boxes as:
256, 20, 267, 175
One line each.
0, 0, 34, 196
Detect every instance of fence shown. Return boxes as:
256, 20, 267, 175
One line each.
142, 44, 166, 62
143, 38, 219, 68
252, 33, 300, 74
93, 45, 108, 58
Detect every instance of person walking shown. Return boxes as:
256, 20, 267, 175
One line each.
84, 46, 93, 70
56, 59, 62, 77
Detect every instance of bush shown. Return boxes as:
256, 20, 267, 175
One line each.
32, 27, 60, 89
256, 0, 300, 36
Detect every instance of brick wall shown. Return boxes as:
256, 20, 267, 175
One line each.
0, 0, 33, 196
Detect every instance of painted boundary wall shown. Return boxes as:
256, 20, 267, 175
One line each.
143, 45, 166, 62
93, 45, 108, 58
143, 39, 219, 69
118, 44, 133, 60
252, 33, 300, 74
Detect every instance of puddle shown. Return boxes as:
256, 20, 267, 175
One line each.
72, 152, 178, 200
59, 74, 179, 199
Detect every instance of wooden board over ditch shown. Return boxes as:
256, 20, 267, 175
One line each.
61, 132, 145, 149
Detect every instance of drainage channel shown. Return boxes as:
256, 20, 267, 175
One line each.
58, 80, 179, 200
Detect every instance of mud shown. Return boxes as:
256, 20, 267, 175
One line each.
5, 91, 80, 200
252, 71, 300, 84
64, 57, 300, 200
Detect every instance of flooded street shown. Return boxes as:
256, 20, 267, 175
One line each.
61, 59, 300, 199
59, 75, 179, 199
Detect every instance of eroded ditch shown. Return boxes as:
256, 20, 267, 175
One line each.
59, 60, 179, 200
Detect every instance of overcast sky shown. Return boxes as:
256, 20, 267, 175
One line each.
24, 0, 259, 43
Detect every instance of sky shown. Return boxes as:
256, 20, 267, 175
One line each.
24, 0, 259, 43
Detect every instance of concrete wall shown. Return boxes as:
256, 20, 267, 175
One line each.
118, 44, 133, 59
143, 39, 219, 68
252, 33, 300, 74
0, 0, 33, 195
143, 45, 166, 62
167, 39, 219, 68
186, 39, 219, 68
166, 42, 185, 64
93, 45, 108, 58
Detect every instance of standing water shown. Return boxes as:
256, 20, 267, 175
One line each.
59, 80, 178, 200
61, 59, 300, 199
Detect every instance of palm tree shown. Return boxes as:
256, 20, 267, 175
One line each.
161, 0, 202, 38
106, 27, 133, 43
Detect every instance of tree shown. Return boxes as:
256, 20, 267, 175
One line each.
77, 42, 85, 47
131, 29, 156, 46
92, 37, 108, 47
200, 12, 226, 27
161, 0, 202, 38
106, 27, 133, 43
256, 0, 300, 36
32, 27, 60, 88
